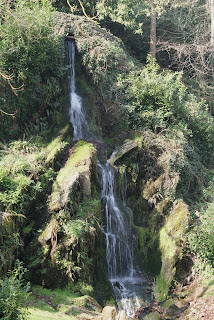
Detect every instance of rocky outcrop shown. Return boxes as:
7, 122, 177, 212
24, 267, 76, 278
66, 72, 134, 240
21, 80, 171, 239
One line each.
26, 140, 104, 288
108, 139, 138, 166
106, 134, 191, 301
48, 140, 97, 212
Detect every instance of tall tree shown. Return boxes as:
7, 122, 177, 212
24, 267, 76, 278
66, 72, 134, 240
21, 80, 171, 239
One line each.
150, 0, 157, 58
96, 0, 169, 58
156, 0, 214, 112
211, 0, 214, 45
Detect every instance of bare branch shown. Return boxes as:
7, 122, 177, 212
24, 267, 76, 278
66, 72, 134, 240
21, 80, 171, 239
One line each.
0, 71, 24, 96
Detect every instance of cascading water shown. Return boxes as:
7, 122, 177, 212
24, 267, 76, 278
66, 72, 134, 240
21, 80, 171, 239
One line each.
99, 163, 135, 279
65, 40, 89, 140
66, 39, 152, 319
98, 161, 151, 318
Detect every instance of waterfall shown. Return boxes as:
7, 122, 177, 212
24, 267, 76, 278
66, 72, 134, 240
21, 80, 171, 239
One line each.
66, 39, 152, 319
98, 161, 143, 318
65, 40, 89, 140
99, 163, 135, 278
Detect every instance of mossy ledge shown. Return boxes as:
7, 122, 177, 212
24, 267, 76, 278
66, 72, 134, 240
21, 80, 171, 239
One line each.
48, 140, 96, 212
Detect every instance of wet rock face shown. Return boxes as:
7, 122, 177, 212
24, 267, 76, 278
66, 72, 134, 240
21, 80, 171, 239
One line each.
104, 135, 190, 303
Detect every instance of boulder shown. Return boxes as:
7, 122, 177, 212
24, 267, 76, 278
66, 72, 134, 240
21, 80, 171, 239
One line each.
108, 140, 138, 166
102, 306, 117, 320
144, 312, 161, 320
48, 140, 96, 212
163, 304, 182, 319
75, 296, 103, 313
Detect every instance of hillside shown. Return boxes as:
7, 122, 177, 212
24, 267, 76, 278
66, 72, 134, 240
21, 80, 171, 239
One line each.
0, 1, 214, 320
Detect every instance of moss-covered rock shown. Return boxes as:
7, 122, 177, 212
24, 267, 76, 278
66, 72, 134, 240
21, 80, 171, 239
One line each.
144, 312, 161, 320
74, 295, 102, 313
24, 139, 107, 290
108, 140, 138, 166
48, 140, 96, 212
155, 200, 189, 301
38, 218, 59, 245
45, 124, 73, 169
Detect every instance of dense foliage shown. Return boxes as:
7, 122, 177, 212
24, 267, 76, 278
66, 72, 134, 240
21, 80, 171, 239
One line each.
0, 261, 30, 320
119, 58, 214, 161
188, 180, 214, 270
0, 0, 63, 140
0, 139, 54, 275
61, 0, 214, 113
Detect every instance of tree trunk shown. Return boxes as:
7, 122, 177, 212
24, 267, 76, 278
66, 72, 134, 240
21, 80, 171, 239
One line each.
211, 0, 214, 45
150, 0, 157, 58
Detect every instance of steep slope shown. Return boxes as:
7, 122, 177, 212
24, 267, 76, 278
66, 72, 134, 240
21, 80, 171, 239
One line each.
0, 9, 214, 320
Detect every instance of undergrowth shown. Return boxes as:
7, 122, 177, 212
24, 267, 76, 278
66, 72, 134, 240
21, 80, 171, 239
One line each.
188, 175, 214, 273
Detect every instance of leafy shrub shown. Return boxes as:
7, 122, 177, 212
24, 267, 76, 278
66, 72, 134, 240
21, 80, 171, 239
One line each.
0, 140, 45, 212
0, 139, 54, 274
54, 198, 101, 282
188, 180, 214, 268
0, 261, 30, 320
119, 57, 214, 161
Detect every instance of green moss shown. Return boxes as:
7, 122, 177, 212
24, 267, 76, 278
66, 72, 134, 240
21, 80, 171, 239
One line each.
132, 224, 161, 274
45, 124, 73, 169
155, 200, 189, 301
56, 141, 95, 184
134, 135, 144, 148
133, 225, 148, 248
155, 275, 170, 302
147, 247, 162, 275
144, 312, 161, 320
74, 295, 102, 312
162, 298, 175, 309
38, 218, 58, 245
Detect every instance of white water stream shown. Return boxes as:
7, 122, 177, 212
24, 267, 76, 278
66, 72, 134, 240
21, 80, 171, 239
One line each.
98, 162, 143, 317
66, 39, 152, 319
66, 40, 89, 140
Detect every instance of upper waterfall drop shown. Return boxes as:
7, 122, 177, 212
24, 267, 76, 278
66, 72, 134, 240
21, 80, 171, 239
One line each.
65, 40, 89, 140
